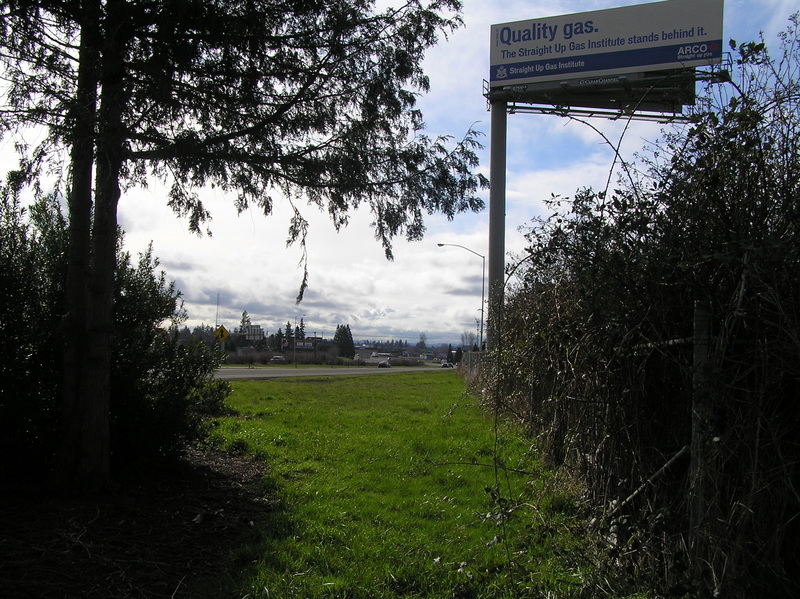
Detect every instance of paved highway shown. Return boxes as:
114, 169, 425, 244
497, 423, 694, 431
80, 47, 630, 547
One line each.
215, 365, 447, 380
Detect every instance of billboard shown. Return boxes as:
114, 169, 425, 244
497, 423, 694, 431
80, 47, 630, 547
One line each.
489, 0, 724, 90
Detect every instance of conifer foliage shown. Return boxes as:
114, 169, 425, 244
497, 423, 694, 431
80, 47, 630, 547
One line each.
333, 324, 356, 359
0, 0, 485, 490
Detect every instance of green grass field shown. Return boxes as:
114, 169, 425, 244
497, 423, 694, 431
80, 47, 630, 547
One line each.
205, 371, 585, 598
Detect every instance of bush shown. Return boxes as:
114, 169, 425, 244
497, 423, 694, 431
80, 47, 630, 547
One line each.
0, 193, 65, 477
489, 20, 800, 598
111, 336, 228, 466
110, 243, 230, 465
0, 193, 229, 477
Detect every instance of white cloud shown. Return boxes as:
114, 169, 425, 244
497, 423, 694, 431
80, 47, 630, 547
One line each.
5, 0, 791, 346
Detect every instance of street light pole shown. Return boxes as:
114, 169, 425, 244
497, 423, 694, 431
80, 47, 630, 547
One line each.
437, 243, 485, 351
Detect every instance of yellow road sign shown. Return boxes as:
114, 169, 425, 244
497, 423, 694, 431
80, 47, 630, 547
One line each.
215, 325, 230, 342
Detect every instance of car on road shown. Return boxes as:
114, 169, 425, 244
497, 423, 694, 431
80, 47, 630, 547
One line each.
270, 355, 286, 363
378, 360, 391, 368
441, 362, 454, 368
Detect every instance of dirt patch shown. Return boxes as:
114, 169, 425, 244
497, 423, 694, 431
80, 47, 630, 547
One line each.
0, 446, 277, 598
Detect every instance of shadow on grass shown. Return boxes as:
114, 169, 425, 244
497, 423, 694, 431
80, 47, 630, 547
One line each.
0, 446, 287, 599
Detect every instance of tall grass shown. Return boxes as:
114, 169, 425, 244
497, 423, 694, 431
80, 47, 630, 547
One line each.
206, 372, 585, 598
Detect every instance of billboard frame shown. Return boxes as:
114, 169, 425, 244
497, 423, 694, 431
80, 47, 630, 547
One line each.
483, 1, 726, 350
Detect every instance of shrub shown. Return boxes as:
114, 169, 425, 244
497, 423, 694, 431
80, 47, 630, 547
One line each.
489, 20, 800, 598
0, 192, 65, 476
0, 193, 229, 477
110, 244, 229, 465
111, 335, 228, 466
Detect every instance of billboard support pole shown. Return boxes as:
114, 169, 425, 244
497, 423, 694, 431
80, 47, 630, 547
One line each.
487, 99, 507, 351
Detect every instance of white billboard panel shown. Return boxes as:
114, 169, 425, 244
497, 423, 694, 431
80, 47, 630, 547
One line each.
490, 0, 724, 88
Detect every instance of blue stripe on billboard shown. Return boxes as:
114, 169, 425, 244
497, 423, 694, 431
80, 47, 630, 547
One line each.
490, 40, 723, 83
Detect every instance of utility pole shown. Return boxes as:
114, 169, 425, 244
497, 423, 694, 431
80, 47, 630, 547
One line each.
487, 99, 507, 351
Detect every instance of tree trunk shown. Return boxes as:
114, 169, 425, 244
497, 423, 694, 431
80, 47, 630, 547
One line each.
55, 0, 102, 492
55, 0, 127, 492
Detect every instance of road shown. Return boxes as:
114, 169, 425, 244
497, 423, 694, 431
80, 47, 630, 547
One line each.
215, 365, 448, 380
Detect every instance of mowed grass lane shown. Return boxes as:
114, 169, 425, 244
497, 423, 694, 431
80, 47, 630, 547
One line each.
205, 371, 570, 598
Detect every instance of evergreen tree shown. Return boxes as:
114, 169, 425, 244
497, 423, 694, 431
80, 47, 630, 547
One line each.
1, 0, 486, 491
190, 325, 216, 346
239, 311, 251, 333
416, 332, 427, 349
333, 324, 356, 359
333, 325, 343, 355
273, 328, 284, 352
345, 325, 355, 359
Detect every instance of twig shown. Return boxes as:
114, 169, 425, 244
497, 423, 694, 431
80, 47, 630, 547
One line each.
596, 444, 690, 527
172, 575, 186, 599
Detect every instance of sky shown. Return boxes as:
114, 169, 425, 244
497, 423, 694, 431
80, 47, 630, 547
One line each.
6, 0, 798, 346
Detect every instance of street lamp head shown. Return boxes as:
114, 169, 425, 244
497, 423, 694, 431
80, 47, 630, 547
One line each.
436, 241, 486, 351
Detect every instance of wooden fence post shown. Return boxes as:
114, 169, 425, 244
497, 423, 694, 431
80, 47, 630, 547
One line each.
690, 301, 712, 576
